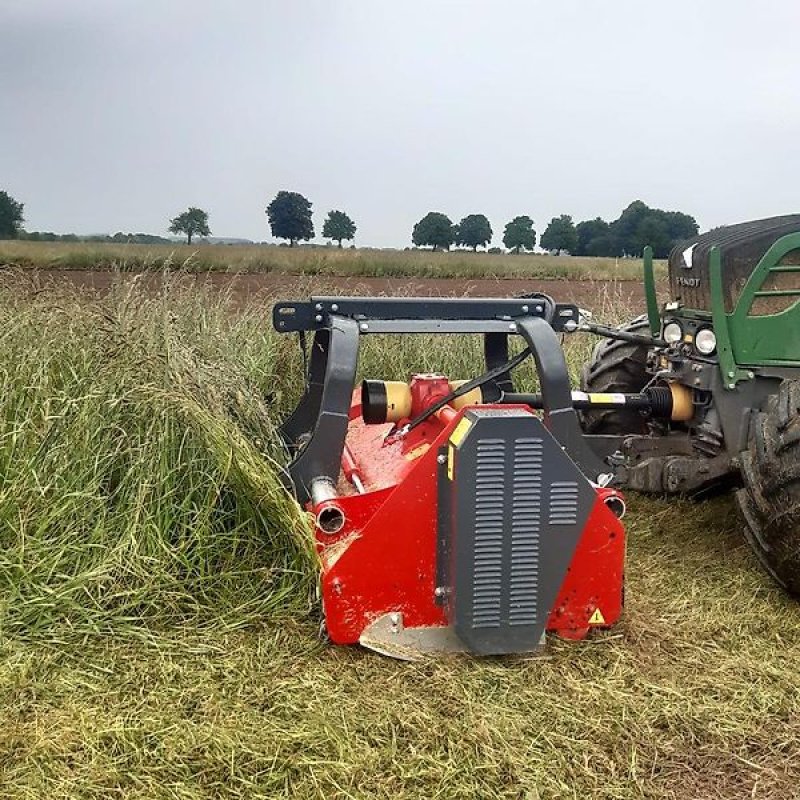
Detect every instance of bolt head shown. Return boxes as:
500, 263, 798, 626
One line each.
508, 323, 517, 331
727, 370, 735, 378
331, 303, 339, 312
315, 314, 323, 323
521, 305, 529, 313
359, 323, 369, 332
437, 454, 446, 464
315, 303, 323, 311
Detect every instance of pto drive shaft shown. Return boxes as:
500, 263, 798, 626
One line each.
362, 380, 692, 425
501, 386, 678, 417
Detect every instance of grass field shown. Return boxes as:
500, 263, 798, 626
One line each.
0, 240, 666, 282
0, 271, 797, 799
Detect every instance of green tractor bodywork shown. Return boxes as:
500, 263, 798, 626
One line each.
584, 215, 800, 595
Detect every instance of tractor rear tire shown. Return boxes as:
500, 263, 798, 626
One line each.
738, 379, 800, 596
580, 315, 651, 435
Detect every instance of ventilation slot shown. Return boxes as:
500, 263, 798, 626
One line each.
509, 438, 542, 626
471, 439, 505, 628
549, 481, 578, 526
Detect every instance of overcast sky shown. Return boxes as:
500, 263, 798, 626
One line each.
2, 1, 798, 247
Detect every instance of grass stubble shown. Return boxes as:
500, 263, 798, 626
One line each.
0, 269, 797, 799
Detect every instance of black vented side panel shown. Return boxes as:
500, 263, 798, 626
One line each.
441, 409, 595, 655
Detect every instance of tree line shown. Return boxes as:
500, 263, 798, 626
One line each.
409, 201, 698, 258
0, 187, 698, 258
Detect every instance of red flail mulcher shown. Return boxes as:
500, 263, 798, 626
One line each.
273, 294, 645, 659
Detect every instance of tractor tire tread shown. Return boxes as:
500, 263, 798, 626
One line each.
580, 316, 651, 435
740, 379, 800, 596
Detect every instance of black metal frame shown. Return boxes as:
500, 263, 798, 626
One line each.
272, 295, 607, 503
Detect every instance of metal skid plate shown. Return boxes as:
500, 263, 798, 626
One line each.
359, 613, 467, 661
359, 612, 545, 661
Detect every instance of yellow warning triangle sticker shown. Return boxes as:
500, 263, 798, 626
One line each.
588, 608, 606, 625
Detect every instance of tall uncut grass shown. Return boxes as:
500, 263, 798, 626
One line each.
0, 270, 315, 639
0, 239, 666, 281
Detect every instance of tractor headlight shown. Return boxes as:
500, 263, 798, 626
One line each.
695, 327, 717, 355
662, 321, 683, 345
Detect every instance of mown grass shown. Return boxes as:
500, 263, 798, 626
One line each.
0, 271, 797, 799
0, 239, 666, 281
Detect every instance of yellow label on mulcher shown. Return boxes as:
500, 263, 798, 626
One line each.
588, 608, 606, 625
447, 418, 474, 480
449, 417, 472, 447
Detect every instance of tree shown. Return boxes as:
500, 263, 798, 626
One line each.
455, 214, 492, 251
502, 215, 536, 253
609, 201, 698, 257
575, 217, 613, 256
585, 232, 617, 257
608, 201, 650, 256
541, 215, 578, 254
0, 190, 24, 239
412, 212, 456, 251
168, 207, 211, 245
634, 216, 672, 259
662, 210, 699, 246
322, 210, 356, 248
572, 203, 698, 259
266, 191, 314, 246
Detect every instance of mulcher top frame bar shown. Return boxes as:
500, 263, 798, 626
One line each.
272, 295, 606, 504
273, 295, 581, 334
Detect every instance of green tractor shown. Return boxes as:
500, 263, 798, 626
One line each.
581, 215, 800, 593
